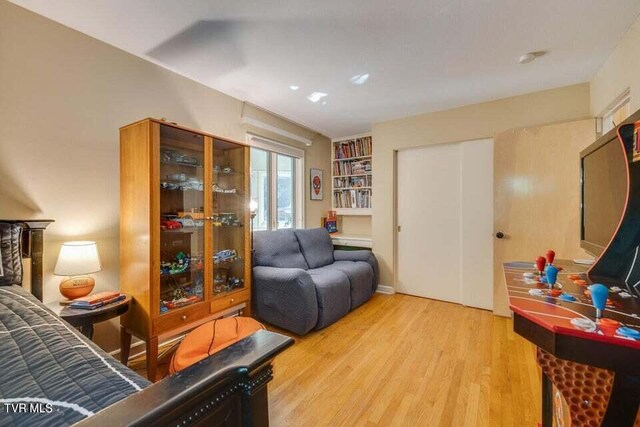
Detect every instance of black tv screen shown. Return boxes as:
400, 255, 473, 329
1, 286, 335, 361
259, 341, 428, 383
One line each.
581, 137, 627, 255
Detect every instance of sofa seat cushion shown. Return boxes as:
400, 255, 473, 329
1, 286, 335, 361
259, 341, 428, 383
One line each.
331, 261, 374, 310
307, 267, 351, 330
253, 229, 308, 269
294, 228, 335, 269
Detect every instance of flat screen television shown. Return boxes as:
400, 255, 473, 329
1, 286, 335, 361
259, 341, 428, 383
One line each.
580, 134, 627, 256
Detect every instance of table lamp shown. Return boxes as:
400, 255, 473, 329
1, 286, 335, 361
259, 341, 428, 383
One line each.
54, 241, 102, 300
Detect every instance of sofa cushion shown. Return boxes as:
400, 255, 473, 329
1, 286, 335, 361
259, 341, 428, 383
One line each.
253, 230, 308, 269
331, 261, 374, 310
334, 250, 379, 291
294, 228, 335, 269
307, 267, 351, 330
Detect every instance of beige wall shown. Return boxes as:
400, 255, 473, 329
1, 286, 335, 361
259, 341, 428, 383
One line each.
0, 0, 330, 351
372, 83, 591, 287
591, 13, 640, 116
339, 216, 372, 236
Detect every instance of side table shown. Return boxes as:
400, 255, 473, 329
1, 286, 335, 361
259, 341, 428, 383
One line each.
47, 295, 132, 340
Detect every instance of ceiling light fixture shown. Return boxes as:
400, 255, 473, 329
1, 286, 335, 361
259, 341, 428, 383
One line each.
307, 92, 328, 103
518, 51, 547, 64
289, 85, 299, 91
350, 73, 370, 85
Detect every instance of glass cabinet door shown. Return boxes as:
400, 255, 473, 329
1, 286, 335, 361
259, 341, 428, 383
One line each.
158, 125, 206, 314
211, 138, 247, 296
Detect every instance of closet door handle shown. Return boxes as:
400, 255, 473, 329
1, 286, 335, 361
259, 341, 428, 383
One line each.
495, 232, 505, 239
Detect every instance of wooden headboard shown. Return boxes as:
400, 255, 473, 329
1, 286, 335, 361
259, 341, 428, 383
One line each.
0, 219, 53, 301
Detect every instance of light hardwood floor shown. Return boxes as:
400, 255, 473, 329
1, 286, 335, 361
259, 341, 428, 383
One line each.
268, 293, 541, 426
130, 293, 541, 426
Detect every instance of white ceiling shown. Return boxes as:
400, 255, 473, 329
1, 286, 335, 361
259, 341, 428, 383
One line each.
10, 0, 640, 137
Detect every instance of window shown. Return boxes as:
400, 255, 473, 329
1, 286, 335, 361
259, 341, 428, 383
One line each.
248, 134, 304, 230
599, 89, 631, 134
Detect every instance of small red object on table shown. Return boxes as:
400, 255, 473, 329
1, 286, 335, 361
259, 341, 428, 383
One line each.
535, 256, 546, 274
546, 250, 556, 264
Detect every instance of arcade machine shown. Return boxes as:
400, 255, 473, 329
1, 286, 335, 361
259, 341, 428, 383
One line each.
504, 114, 640, 426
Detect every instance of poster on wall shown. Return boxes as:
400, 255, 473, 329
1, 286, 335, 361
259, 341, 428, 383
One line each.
310, 168, 323, 200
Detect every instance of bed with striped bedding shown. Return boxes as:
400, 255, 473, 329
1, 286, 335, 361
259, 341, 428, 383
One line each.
0, 285, 150, 426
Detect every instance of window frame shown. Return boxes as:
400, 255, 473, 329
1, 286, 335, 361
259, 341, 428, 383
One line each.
247, 133, 305, 230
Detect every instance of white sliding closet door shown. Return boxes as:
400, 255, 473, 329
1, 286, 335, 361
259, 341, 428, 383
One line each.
396, 139, 493, 310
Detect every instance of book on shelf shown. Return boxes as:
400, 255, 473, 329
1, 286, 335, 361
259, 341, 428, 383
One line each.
69, 291, 126, 310
333, 158, 372, 176
333, 175, 372, 189
333, 189, 372, 209
334, 136, 372, 159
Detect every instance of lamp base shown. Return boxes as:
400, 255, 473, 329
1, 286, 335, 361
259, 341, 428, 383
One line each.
59, 275, 95, 300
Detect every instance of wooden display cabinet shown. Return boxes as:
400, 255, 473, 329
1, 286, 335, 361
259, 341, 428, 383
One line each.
119, 118, 251, 381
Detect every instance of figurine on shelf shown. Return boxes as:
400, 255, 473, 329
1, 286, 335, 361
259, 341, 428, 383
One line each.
161, 149, 201, 167
160, 301, 169, 314
213, 165, 234, 175
160, 252, 191, 275
227, 276, 244, 290
213, 184, 237, 194
161, 219, 182, 230
214, 249, 238, 264
214, 268, 228, 293
163, 295, 201, 310
175, 154, 200, 166
211, 213, 240, 227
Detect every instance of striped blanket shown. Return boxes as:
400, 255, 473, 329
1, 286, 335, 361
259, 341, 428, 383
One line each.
0, 286, 149, 426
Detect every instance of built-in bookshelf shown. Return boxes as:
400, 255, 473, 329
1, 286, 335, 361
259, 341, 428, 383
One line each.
332, 134, 372, 215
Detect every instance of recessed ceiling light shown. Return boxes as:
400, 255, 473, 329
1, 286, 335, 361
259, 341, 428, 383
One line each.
518, 51, 546, 64
350, 73, 370, 85
321, 101, 327, 105
289, 85, 299, 91
307, 92, 328, 103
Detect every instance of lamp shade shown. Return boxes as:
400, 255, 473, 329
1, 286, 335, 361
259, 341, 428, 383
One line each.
54, 241, 102, 276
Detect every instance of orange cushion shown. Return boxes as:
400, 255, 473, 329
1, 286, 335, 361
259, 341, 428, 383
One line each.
169, 317, 265, 374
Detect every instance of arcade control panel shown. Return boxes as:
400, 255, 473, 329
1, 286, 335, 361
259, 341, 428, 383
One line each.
504, 253, 640, 347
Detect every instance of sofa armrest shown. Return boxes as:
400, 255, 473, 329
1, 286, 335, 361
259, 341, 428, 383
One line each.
334, 250, 371, 262
333, 250, 380, 289
253, 266, 318, 335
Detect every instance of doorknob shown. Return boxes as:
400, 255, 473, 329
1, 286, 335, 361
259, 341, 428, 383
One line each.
495, 232, 505, 239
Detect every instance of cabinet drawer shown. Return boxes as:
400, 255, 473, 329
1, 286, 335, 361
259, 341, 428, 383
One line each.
211, 289, 250, 314
154, 302, 208, 335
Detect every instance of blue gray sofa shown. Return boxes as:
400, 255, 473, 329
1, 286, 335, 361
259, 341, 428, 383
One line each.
253, 228, 379, 335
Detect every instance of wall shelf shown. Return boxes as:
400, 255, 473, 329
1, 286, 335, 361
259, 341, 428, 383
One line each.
332, 133, 373, 215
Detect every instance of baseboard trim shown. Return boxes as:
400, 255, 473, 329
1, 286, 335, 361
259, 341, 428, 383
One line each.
109, 334, 185, 360
376, 285, 395, 295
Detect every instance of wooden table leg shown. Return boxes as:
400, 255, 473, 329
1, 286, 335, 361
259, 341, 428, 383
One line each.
242, 303, 252, 317
75, 321, 94, 340
120, 326, 132, 365
146, 336, 159, 382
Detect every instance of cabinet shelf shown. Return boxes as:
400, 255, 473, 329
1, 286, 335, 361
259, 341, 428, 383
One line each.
161, 160, 203, 169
